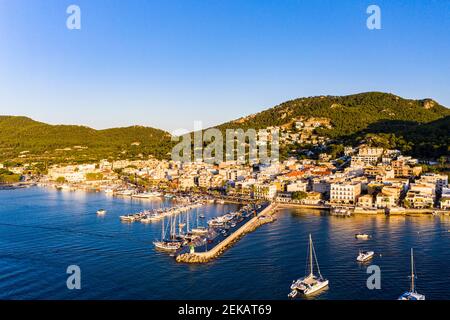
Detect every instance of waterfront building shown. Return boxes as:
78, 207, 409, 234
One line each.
253, 183, 277, 200
330, 182, 361, 204
375, 193, 396, 208
405, 190, 434, 209
358, 194, 374, 208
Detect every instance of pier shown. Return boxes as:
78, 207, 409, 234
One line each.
176, 203, 277, 263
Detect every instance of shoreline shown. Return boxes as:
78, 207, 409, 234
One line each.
275, 202, 449, 216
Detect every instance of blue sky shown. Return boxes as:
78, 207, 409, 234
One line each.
0, 0, 449, 131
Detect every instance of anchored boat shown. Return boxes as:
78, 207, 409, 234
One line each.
356, 250, 374, 262
355, 233, 370, 239
153, 217, 182, 252
289, 234, 329, 297
398, 248, 425, 300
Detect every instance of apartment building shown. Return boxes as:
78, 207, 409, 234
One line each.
330, 182, 361, 204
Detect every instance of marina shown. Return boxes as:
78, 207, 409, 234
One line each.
0, 187, 449, 300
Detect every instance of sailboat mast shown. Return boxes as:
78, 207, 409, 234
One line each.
411, 248, 415, 293
161, 218, 164, 241
187, 211, 190, 233
309, 234, 313, 276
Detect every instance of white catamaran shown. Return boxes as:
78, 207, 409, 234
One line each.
398, 248, 425, 300
289, 234, 329, 298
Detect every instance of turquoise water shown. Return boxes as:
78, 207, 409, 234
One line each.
0, 187, 449, 300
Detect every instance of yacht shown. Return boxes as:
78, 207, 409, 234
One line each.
191, 226, 209, 235
289, 234, 329, 297
116, 189, 134, 196
398, 248, 425, 300
357, 250, 374, 262
153, 240, 182, 251
120, 214, 135, 222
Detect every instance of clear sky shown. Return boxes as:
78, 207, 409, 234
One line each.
0, 0, 449, 132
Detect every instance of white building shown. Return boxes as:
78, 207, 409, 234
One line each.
254, 184, 277, 200
330, 182, 361, 204
286, 181, 308, 193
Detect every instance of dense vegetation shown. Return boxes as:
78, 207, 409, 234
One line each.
1, 92, 449, 165
216, 92, 450, 159
0, 116, 174, 164
0, 169, 21, 184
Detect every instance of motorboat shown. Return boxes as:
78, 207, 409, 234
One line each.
120, 214, 135, 222
356, 250, 374, 262
96, 209, 106, 215
355, 233, 370, 239
153, 240, 182, 252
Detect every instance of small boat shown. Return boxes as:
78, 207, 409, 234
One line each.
398, 248, 425, 300
290, 234, 329, 297
153, 240, 182, 252
357, 250, 374, 262
191, 226, 209, 235
199, 214, 205, 219
115, 189, 135, 196
96, 209, 106, 215
355, 233, 370, 239
288, 290, 298, 298
230, 222, 237, 228
120, 214, 135, 222
140, 216, 153, 223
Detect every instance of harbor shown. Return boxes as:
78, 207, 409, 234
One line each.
1, 187, 449, 299
175, 203, 277, 263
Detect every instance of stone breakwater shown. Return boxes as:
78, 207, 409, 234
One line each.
176, 203, 277, 264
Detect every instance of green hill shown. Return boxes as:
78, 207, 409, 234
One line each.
0, 116, 173, 163
1, 92, 449, 164
215, 92, 450, 158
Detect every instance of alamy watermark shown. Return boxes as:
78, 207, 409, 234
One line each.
367, 5, 381, 30
366, 265, 381, 290
66, 265, 81, 290
171, 121, 279, 165
66, 4, 81, 30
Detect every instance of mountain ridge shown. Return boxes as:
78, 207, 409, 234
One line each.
1, 92, 449, 163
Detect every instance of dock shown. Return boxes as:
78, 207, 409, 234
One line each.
176, 203, 277, 263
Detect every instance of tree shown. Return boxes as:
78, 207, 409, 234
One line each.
292, 191, 307, 200
56, 176, 67, 184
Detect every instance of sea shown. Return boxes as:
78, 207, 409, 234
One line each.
0, 187, 449, 300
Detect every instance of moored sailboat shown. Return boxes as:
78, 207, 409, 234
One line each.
289, 234, 329, 297
153, 217, 182, 252
398, 248, 425, 300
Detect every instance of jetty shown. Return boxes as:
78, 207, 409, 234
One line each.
176, 203, 277, 263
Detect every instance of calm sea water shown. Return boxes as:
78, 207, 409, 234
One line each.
0, 187, 449, 300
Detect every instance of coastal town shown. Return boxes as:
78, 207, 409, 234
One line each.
3, 140, 449, 215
